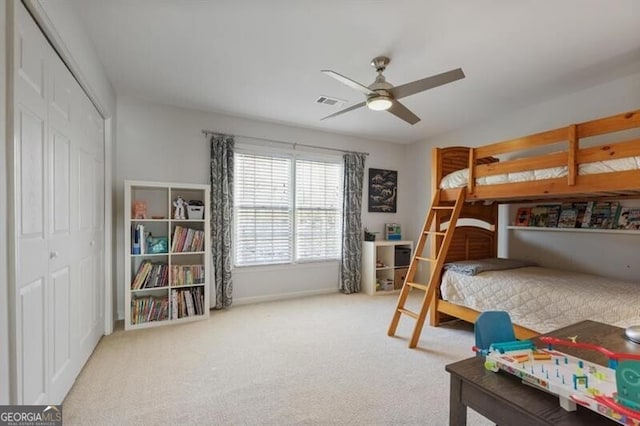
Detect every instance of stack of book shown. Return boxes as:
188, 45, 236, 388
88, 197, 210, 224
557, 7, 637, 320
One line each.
171, 226, 205, 252
171, 264, 205, 286
171, 287, 205, 319
131, 295, 169, 324
131, 261, 169, 289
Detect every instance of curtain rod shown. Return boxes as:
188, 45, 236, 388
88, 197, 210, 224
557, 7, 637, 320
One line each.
202, 129, 369, 156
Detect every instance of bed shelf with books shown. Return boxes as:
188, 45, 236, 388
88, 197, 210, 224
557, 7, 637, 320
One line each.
510, 201, 640, 234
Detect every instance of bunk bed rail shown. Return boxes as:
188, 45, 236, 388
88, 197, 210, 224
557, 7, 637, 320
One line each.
436, 109, 640, 203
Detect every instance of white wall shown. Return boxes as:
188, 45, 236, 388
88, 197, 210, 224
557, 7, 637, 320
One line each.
116, 96, 409, 318
405, 71, 640, 280
1, 0, 10, 405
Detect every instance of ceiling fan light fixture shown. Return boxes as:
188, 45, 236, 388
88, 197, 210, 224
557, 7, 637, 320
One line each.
366, 95, 392, 111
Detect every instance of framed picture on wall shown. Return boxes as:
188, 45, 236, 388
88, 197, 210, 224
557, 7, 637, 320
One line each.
368, 168, 397, 213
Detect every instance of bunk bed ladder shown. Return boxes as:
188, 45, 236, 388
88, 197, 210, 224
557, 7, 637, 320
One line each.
387, 187, 465, 348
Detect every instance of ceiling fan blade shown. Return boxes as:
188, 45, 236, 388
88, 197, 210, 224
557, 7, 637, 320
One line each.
320, 101, 367, 121
390, 68, 465, 100
387, 100, 420, 125
321, 70, 376, 96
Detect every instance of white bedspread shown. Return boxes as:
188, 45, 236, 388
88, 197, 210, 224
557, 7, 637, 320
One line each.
440, 266, 640, 333
440, 156, 640, 189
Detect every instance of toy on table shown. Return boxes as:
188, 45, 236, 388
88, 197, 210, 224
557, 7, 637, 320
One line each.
477, 335, 640, 425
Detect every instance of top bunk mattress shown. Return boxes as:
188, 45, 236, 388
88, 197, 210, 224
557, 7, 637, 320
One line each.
440, 155, 640, 189
440, 266, 640, 333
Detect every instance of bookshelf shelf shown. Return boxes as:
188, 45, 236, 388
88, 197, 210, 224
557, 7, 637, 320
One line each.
170, 251, 206, 255
125, 180, 210, 331
131, 286, 170, 293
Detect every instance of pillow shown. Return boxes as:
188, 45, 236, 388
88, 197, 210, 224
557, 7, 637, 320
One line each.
443, 257, 537, 276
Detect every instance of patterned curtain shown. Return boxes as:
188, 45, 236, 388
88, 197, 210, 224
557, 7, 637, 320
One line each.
210, 133, 234, 309
340, 153, 366, 294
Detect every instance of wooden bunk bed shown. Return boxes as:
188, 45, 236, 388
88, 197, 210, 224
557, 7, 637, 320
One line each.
388, 108, 640, 347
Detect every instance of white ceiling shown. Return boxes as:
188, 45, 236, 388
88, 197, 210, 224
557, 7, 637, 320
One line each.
71, 0, 640, 143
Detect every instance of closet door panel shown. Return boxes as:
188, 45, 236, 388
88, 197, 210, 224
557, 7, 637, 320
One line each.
15, 14, 45, 101
19, 278, 46, 405
46, 47, 78, 404
50, 267, 71, 380
77, 151, 94, 232
18, 109, 45, 237
78, 256, 95, 346
14, 3, 50, 405
51, 132, 71, 234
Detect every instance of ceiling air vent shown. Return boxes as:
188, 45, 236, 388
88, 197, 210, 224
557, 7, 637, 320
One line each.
316, 95, 345, 107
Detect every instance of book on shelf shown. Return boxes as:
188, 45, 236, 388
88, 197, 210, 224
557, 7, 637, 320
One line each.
540, 204, 561, 228
580, 201, 594, 228
557, 209, 578, 228
515, 207, 531, 226
582, 201, 613, 229
131, 261, 168, 289
616, 207, 640, 230
529, 206, 549, 227
171, 226, 205, 252
573, 202, 589, 228
184, 290, 196, 317
132, 223, 145, 254
609, 202, 621, 229
131, 295, 169, 325
171, 264, 205, 286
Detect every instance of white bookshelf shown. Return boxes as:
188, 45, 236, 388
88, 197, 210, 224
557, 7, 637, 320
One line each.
124, 180, 210, 330
361, 240, 413, 295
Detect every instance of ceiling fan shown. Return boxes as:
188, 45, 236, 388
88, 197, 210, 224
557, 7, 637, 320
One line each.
321, 56, 465, 125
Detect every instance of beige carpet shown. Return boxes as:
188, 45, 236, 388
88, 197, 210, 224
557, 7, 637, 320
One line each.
63, 291, 493, 425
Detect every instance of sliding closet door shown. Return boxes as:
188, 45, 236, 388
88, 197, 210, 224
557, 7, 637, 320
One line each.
47, 44, 78, 404
13, 1, 51, 405
11, 2, 105, 404
75, 86, 105, 364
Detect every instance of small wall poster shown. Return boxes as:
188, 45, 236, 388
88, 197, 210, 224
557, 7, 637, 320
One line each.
368, 168, 397, 213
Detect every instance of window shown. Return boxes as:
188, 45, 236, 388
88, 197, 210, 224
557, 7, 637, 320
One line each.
234, 151, 342, 266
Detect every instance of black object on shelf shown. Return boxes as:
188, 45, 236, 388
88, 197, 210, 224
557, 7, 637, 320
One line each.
394, 246, 411, 267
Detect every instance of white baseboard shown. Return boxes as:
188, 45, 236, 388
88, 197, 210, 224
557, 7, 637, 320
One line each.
233, 288, 338, 306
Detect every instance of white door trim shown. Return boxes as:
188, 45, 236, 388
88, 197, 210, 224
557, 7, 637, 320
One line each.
23, 0, 114, 334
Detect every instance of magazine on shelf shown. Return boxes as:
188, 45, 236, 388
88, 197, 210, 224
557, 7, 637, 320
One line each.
515, 207, 531, 226
585, 201, 612, 229
573, 202, 589, 228
539, 204, 561, 227
557, 209, 578, 228
617, 207, 640, 230
529, 206, 549, 227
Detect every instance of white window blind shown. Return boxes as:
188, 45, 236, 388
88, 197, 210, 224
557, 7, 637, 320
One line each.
295, 160, 342, 261
234, 151, 343, 267
235, 153, 292, 266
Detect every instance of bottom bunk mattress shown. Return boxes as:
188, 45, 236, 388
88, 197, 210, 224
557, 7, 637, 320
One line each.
440, 266, 640, 334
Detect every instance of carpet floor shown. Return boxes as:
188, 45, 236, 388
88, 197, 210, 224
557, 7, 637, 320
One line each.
63, 291, 493, 425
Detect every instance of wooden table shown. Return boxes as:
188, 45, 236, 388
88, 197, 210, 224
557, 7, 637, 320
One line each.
445, 320, 640, 426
